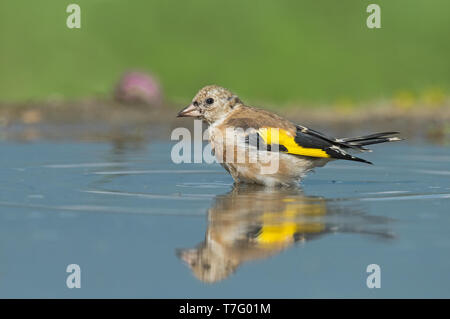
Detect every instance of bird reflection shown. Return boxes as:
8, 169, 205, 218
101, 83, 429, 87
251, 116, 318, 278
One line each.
177, 184, 394, 283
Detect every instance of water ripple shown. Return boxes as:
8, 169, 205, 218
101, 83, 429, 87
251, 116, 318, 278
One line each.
92, 169, 222, 175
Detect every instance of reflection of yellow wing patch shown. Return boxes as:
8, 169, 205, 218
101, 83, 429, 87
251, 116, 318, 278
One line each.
258, 127, 330, 158
257, 202, 326, 246
258, 223, 298, 244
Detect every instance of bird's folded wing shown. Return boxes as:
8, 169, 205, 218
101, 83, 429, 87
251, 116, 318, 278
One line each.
249, 127, 371, 164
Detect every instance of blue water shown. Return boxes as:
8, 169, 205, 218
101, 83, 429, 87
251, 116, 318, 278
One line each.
0, 140, 449, 298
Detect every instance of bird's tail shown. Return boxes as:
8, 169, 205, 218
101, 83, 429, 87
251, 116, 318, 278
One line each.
338, 132, 402, 152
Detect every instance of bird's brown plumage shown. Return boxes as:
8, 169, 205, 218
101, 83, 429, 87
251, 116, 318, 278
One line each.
177, 85, 401, 186
222, 106, 296, 134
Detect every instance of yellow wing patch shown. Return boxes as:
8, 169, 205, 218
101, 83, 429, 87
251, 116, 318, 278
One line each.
258, 127, 330, 158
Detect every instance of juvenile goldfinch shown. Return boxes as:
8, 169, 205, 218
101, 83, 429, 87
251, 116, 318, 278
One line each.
177, 85, 401, 187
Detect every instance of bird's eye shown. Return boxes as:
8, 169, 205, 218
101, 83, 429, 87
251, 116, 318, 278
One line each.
205, 98, 214, 105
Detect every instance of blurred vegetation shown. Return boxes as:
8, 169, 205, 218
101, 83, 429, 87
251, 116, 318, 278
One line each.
0, 0, 449, 106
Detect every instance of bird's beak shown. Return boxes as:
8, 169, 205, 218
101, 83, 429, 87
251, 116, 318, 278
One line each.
177, 104, 201, 118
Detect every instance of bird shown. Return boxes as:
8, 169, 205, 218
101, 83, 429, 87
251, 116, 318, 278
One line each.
177, 85, 401, 187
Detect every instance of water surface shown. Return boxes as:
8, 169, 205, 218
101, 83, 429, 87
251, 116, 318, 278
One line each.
0, 138, 449, 298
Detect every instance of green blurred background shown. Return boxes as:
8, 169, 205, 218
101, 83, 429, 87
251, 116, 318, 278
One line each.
1, 0, 449, 106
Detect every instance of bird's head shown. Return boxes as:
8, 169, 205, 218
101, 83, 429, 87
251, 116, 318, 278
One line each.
177, 85, 242, 124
